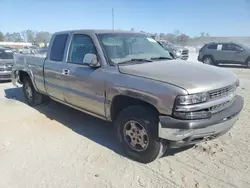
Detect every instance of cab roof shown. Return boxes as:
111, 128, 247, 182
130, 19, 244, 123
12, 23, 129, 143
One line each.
54, 29, 145, 35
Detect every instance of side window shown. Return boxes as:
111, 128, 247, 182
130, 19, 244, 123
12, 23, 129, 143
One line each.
207, 44, 217, 50
24, 46, 29, 49
222, 44, 236, 51
233, 45, 243, 51
68, 34, 97, 64
50, 34, 69, 61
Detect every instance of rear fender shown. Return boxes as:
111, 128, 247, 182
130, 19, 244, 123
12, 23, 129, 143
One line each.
12, 67, 38, 91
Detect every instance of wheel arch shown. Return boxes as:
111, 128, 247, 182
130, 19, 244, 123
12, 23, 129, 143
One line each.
245, 56, 250, 64
109, 94, 160, 122
15, 69, 38, 91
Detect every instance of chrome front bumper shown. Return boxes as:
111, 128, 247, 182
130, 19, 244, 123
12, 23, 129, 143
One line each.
0, 71, 11, 81
158, 95, 244, 148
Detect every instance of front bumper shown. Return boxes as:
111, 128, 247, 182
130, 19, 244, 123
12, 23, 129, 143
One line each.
158, 95, 244, 148
0, 71, 11, 81
175, 55, 189, 60
197, 55, 203, 62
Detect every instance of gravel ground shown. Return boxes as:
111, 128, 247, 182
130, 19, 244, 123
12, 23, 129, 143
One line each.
0, 53, 250, 188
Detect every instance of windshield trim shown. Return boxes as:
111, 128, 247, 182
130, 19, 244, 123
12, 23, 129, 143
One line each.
95, 33, 116, 66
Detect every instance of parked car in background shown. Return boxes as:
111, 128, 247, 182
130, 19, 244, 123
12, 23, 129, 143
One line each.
198, 42, 250, 67
37, 46, 48, 56
157, 40, 189, 60
19, 45, 39, 54
0, 47, 14, 81
12, 29, 243, 163
3, 46, 19, 53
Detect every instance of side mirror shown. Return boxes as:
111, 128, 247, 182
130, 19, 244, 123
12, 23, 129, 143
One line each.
83, 53, 101, 68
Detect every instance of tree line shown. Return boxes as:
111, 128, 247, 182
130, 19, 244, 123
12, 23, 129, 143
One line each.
0, 28, 220, 46
133, 28, 211, 46
0, 30, 51, 44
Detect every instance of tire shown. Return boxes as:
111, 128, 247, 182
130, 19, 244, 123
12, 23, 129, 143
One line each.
23, 76, 45, 106
245, 58, 250, 68
203, 56, 216, 66
115, 105, 167, 163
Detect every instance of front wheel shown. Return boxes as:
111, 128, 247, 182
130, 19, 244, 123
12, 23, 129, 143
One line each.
115, 105, 166, 163
245, 59, 250, 68
203, 56, 214, 65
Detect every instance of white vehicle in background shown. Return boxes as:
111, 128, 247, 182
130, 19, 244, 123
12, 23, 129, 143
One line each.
19, 45, 39, 54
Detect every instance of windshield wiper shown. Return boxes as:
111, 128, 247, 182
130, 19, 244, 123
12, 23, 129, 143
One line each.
151, 56, 173, 60
118, 58, 153, 65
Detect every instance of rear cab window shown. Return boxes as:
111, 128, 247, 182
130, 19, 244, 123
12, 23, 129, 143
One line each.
49, 34, 69, 61
0, 49, 14, 59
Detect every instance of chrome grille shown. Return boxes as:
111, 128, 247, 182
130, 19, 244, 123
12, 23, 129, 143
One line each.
182, 50, 189, 55
0, 75, 11, 79
209, 83, 237, 99
0, 64, 13, 72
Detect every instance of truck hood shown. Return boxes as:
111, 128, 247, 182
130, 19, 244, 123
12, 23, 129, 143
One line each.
118, 60, 238, 94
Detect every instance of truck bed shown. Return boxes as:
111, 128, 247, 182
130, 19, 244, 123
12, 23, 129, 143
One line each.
13, 53, 46, 93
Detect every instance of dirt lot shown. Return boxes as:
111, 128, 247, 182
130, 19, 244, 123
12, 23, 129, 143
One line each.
1, 55, 250, 188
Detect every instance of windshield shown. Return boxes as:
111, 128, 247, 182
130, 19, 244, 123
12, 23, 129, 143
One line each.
159, 41, 174, 49
0, 49, 13, 59
97, 33, 171, 64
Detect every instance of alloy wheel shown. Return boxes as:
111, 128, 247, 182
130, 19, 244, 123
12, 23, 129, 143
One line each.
123, 120, 149, 152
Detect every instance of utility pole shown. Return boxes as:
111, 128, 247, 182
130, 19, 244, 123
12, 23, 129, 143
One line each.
112, 8, 114, 31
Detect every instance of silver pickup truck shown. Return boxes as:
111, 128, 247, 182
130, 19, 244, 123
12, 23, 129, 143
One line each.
157, 40, 189, 60
11, 29, 244, 163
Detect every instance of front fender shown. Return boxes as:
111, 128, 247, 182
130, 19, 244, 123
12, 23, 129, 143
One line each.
105, 87, 160, 121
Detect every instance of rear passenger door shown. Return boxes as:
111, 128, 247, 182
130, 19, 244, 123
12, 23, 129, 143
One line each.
63, 33, 106, 117
44, 33, 69, 101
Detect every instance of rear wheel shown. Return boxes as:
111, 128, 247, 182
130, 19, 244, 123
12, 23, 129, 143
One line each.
115, 105, 167, 163
23, 76, 45, 106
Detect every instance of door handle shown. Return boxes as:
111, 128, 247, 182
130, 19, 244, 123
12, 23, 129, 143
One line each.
62, 69, 70, 75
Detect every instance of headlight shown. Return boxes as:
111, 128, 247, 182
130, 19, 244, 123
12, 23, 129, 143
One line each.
236, 79, 240, 86
174, 93, 211, 120
176, 92, 210, 105
176, 50, 181, 57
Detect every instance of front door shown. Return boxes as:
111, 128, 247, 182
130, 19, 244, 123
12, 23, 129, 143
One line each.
63, 33, 106, 117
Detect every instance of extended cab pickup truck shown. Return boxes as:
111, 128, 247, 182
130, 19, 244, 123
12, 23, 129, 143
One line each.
11, 30, 244, 163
